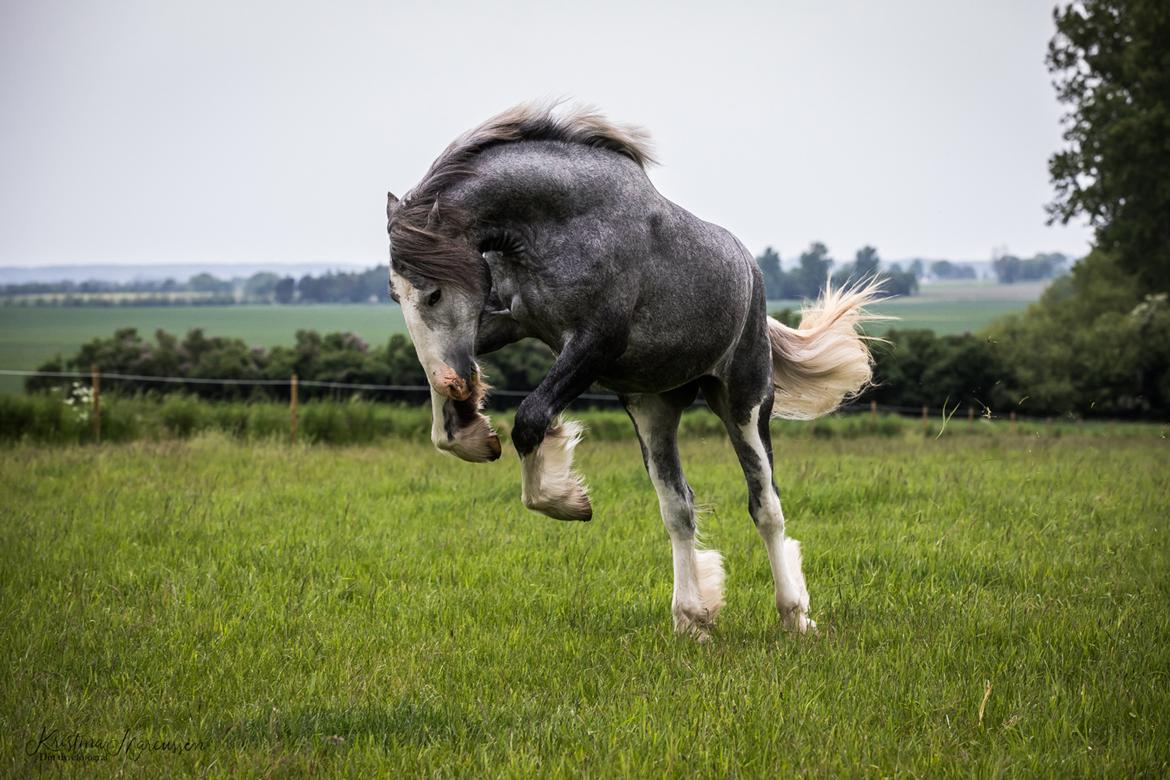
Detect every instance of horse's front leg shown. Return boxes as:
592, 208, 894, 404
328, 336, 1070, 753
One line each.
429, 384, 501, 463
428, 304, 529, 463
511, 334, 614, 521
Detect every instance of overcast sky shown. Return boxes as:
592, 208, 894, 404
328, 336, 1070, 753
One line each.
0, 0, 1092, 269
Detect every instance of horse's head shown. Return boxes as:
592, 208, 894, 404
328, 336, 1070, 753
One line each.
388, 191, 501, 462
388, 264, 482, 402
387, 192, 484, 401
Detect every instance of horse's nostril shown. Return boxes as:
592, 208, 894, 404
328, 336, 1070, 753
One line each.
432, 365, 473, 400
447, 380, 471, 401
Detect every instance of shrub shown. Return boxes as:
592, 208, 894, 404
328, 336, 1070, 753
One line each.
160, 395, 207, 438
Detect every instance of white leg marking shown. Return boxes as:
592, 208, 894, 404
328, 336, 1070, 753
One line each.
691, 547, 727, 631
520, 418, 591, 521
741, 406, 815, 634
628, 399, 724, 640
660, 499, 725, 640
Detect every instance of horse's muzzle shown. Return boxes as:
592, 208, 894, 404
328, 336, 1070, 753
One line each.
432, 364, 473, 401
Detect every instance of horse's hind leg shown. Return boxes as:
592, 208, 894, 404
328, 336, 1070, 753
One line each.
705, 380, 815, 634
624, 389, 725, 640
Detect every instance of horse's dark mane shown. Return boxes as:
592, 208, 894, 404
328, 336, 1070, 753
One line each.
390, 102, 656, 291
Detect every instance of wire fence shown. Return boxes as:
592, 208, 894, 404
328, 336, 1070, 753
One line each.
0, 368, 617, 399
0, 365, 1092, 429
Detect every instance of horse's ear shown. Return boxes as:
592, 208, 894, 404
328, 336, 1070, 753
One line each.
387, 192, 400, 219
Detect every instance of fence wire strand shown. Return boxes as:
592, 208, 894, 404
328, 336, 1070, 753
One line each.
0, 368, 616, 400
0, 367, 1086, 421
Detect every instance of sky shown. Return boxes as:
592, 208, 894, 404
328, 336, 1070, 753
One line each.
0, 0, 1093, 270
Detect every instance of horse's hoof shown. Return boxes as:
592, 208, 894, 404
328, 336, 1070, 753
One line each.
437, 413, 501, 463
520, 419, 590, 520
483, 432, 502, 461
673, 607, 715, 642
780, 605, 816, 635
524, 485, 592, 521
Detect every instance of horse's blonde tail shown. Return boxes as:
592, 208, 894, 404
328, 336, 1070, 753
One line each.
768, 278, 885, 420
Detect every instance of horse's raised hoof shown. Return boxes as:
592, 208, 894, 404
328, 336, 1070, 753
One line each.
438, 413, 502, 463
520, 418, 591, 521
449, 430, 501, 463
523, 488, 592, 522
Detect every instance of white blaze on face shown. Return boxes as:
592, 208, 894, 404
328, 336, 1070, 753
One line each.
392, 269, 439, 376
390, 267, 473, 400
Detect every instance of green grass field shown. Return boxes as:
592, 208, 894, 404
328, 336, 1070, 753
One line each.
2, 432, 1166, 776
0, 282, 1046, 395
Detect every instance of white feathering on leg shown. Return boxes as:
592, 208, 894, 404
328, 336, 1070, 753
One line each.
783, 538, 809, 612
781, 537, 816, 633
693, 548, 726, 622
521, 417, 592, 521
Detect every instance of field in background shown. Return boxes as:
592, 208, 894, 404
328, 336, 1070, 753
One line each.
0, 282, 1047, 394
1, 433, 1165, 776
770, 280, 1047, 335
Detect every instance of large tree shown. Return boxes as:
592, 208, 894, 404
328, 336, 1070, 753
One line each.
798, 242, 834, 296
1046, 0, 1170, 292
854, 246, 881, 278
756, 246, 785, 300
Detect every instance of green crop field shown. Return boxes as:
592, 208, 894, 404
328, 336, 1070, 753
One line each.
0, 282, 1046, 395
1, 430, 1167, 776
0, 305, 407, 395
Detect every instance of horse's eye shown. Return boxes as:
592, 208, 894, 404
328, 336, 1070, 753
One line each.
427, 289, 442, 306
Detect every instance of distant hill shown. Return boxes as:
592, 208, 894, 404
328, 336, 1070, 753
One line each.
0, 263, 369, 285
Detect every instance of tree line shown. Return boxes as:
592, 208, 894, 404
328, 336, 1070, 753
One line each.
756, 244, 920, 299
756, 245, 1069, 298
1, 267, 393, 306
991, 252, 1069, 284
5, 245, 1070, 308
27, 328, 554, 406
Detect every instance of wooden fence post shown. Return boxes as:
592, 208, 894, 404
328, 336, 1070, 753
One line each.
290, 373, 298, 444
870, 399, 877, 420
1010, 410, 1017, 433
91, 364, 101, 444
968, 406, 975, 430
921, 404, 929, 432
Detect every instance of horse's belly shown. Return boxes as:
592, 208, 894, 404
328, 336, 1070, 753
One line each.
599, 328, 737, 394
599, 262, 754, 394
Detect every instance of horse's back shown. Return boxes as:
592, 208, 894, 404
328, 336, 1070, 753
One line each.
459, 142, 762, 392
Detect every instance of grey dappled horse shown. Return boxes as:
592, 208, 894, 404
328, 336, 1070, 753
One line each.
387, 103, 878, 638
